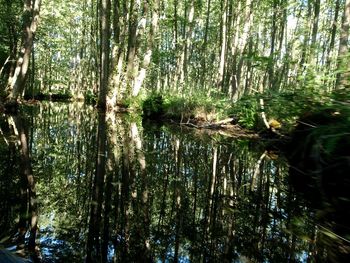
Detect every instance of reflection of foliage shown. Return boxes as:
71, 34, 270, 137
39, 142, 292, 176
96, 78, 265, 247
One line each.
2, 103, 345, 262
0, 139, 21, 239
28, 102, 97, 260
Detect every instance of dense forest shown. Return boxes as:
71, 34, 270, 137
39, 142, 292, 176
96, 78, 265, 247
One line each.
1, 1, 349, 110
0, 0, 350, 262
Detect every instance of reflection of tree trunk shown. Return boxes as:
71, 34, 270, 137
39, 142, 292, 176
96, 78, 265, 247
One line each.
201, 146, 218, 259
172, 138, 182, 263
158, 164, 169, 230
119, 122, 132, 260
11, 115, 38, 253
192, 148, 200, 225
251, 151, 267, 191
102, 158, 114, 263
130, 123, 152, 260
208, 146, 218, 229
86, 112, 107, 262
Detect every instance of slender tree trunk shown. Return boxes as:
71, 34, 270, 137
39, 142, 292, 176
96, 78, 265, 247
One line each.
326, 0, 341, 67
217, 0, 228, 89
299, 1, 312, 74
132, 0, 159, 97
201, 0, 211, 88
336, 0, 350, 89
7, 0, 42, 101
310, 0, 320, 65
183, 0, 195, 85
266, 0, 278, 90
126, 0, 139, 87
109, 0, 128, 105
98, 0, 111, 109
311, 0, 321, 47
230, 0, 253, 101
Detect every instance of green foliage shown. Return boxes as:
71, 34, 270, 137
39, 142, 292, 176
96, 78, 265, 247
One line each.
84, 90, 97, 105
159, 90, 233, 123
229, 88, 344, 132
229, 95, 259, 129
142, 93, 164, 119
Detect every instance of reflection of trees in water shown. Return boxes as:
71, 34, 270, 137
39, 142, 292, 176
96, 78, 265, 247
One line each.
2, 103, 347, 262
0, 114, 39, 260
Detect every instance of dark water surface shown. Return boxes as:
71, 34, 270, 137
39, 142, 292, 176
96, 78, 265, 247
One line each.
0, 102, 349, 262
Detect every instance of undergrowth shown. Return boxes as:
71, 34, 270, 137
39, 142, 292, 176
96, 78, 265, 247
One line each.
140, 88, 348, 134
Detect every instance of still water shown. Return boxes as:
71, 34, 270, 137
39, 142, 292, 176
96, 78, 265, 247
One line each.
0, 102, 349, 262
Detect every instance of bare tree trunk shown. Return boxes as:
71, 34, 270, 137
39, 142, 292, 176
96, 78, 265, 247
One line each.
230, 0, 253, 101
326, 0, 341, 68
7, 0, 42, 101
310, 0, 320, 65
126, 0, 139, 87
217, 0, 228, 89
266, 0, 278, 90
108, 0, 128, 105
98, 0, 111, 109
132, 0, 160, 97
311, 0, 320, 47
336, 0, 350, 89
183, 0, 195, 86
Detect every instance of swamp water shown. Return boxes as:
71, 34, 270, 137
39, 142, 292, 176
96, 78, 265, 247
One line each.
0, 102, 349, 262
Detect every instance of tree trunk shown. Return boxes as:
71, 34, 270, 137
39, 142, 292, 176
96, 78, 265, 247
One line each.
336, 0, 350, 89
200, 0, 211, 88
266, 0, 278, 90
217, 0, 228, 89
108, 0, 128, 105
310, 0, 320, 64
98, 0, 111, 109
7, 0, 42, 101
126, 0, 139, 86
326, 0, 341, 68
132, 0, 160, 97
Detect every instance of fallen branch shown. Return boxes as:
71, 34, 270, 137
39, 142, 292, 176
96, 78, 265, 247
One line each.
259, 98, 270, 129
180, 118, 235, 129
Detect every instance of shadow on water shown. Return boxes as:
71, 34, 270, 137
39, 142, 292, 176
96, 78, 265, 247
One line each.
0, 102, 349, 262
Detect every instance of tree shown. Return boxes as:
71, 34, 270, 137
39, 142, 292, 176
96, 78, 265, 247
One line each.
0, 0, 21, 94
98, 0, 111, 109
336, 0, 350, 89
7, 0, 42, 101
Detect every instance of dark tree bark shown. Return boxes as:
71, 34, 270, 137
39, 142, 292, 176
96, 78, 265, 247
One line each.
86, 112, 107, 262
98, 0, 111, 109
336, 0, 350, 89
326, 0, 341, 68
